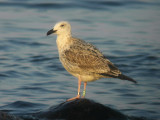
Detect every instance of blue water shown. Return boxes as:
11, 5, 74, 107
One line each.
0, 0, 160, 119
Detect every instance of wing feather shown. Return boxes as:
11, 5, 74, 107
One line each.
60, 38, 121, 76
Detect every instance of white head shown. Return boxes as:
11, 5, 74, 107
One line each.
47, 21, 71, 36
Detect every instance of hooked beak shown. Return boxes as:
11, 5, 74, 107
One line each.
46, 29, 57, 36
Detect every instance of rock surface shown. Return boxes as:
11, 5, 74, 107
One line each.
36, 98, 127, 120
0, 98, 148, 120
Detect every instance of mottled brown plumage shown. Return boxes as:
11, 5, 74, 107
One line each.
47, 21, 137, 101
60, 37, 122, 82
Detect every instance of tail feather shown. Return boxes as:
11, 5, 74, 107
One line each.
118, 74, 137, 84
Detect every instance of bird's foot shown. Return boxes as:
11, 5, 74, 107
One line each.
66, 95, 80, 102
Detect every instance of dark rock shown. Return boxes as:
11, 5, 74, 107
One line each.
36, 98, 128, 120
0, 99, 149, 120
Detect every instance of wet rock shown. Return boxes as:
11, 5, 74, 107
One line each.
36, 98, 128, 120
0, 99, 148, 120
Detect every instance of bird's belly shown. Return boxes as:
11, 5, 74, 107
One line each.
60, 57, 101, 82
67, 71, 100, 82
80, 75, 100, 82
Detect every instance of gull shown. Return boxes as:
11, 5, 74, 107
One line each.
47, 21, 137, 101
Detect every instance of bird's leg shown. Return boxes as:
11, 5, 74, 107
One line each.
77, 76, 81, 97
66, 76, 81, 101
82, 82, 87, 98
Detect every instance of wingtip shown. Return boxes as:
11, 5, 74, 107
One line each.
118, 74, 137, 84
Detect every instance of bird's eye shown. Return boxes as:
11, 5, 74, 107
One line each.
60, 24, 64, 27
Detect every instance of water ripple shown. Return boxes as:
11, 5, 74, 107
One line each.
1, 0, 159, 10
0, 101, 47, 115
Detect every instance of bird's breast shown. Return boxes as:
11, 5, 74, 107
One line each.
56, 36, 72, 54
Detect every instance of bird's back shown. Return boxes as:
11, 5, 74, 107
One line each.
59, 37, 122, 82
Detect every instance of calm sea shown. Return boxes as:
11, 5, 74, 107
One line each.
0, 0, 160, 119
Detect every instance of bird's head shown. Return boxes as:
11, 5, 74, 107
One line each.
47, 21, 71, 36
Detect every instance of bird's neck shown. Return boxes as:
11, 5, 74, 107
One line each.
56, 34, 72, 53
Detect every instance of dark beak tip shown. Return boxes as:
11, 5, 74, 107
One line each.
47, 29, 54, 36
47, 29, 57, 36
